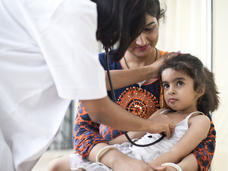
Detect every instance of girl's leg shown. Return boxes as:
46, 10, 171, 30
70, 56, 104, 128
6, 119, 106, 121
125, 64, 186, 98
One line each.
48, 155, 87, 171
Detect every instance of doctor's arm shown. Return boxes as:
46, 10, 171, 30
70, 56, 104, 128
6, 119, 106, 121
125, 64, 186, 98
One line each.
81, 96, 174, 136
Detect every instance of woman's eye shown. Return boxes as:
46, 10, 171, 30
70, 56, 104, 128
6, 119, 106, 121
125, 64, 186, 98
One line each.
143, 26, 155, 32
177, 81, 184, 86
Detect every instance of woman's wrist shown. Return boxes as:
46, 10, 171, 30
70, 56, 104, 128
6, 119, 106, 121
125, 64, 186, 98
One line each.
88, 143, 120, 168
97, 145, 122, 169
162, 163, 183, 171
96, 145, 117, 163
107, 150, 135, 170
145, 64, 158, 79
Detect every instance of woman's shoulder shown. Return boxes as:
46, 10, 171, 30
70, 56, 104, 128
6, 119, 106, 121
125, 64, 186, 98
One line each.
159, 50, 168, 56
99, 52, 122, 70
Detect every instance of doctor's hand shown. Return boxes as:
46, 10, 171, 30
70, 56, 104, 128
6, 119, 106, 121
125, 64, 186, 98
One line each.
148, 109, 175, 139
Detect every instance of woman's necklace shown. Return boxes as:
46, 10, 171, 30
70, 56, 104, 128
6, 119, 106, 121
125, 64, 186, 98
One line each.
123, 48, 158, 87
124, 48, 158, 69
123, 55, 130, 69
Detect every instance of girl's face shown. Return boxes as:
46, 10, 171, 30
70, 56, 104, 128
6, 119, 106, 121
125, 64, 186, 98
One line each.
127, 14, 159, 58
161, 68, 201, 113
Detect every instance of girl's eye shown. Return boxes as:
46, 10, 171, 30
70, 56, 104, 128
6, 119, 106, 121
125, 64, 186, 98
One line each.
163, 83, 169, 89
177, 81, 184, 86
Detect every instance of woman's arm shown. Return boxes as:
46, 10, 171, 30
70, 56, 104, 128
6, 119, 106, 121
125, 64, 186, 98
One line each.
149, 114, 210, 168
73, 102, 108, 159
74, 102, 156, 171
88, 143, 157, 171
105, 66, 157, 91
103, 52, 178, 90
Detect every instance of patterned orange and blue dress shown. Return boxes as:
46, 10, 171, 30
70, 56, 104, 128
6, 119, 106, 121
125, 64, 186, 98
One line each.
73, 52, 215, 171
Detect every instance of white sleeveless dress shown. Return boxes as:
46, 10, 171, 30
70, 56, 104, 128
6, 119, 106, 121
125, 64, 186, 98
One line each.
70, 111, 203, 171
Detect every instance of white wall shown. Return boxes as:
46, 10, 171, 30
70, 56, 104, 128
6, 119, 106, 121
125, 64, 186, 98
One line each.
158, 0, 212, 68
211, 0, 228, 170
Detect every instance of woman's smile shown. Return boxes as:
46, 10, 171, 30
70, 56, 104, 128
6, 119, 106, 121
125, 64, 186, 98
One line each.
136, 45, 149, 51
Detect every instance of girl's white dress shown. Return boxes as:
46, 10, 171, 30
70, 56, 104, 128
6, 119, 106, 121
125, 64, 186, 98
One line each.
70, 112, 201, 171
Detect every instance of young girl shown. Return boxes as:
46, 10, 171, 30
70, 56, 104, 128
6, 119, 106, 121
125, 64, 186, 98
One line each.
70, 54, 219, 171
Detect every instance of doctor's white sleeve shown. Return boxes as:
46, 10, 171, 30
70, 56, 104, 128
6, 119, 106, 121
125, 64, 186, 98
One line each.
31, 0, 107, 100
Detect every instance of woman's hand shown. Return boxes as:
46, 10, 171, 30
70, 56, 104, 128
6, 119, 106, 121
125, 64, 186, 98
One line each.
149, 52, 179, 78
164, 167, 179, 171
153, 166, 176, 171
150, 162, 176, 171
112, 156, 155, 171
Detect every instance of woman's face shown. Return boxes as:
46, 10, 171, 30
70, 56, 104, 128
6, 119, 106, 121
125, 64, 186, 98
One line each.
127, 14, 159, 58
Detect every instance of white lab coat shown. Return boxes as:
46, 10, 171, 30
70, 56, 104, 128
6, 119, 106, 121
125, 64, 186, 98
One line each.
0, 0, 107, 170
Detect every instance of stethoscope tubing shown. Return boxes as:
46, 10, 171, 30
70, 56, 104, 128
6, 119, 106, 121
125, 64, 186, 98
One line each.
105, 50, 164, 147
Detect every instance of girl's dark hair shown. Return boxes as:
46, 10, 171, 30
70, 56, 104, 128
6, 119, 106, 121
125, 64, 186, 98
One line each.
159, 54, 219, 114
93, 0, 165, 61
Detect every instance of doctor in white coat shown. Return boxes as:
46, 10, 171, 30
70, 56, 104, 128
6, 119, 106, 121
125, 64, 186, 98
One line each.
0, 0, 174, 170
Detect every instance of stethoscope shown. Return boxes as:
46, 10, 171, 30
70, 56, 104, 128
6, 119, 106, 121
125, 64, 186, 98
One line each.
105, 48, 165, 147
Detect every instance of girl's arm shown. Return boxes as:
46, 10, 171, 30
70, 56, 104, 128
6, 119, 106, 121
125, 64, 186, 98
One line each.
177, 153, 198, 171
156, 116, 216, 171
149, 114, 210, 168
192, 118, 216, 171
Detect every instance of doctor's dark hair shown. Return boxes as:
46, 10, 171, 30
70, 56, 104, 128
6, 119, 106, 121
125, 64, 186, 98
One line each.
159, 54, 219, 114
92, 0, 164, 61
